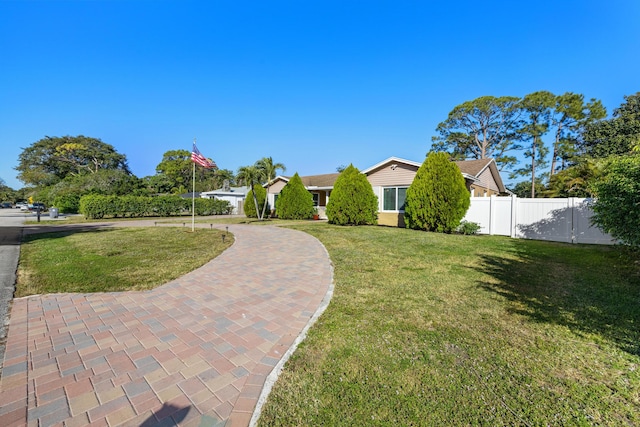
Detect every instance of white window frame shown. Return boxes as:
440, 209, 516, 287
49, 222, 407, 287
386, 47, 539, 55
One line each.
382, 187, 408, 212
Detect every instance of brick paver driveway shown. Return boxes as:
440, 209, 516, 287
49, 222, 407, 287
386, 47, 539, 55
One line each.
0, 222, 334, 426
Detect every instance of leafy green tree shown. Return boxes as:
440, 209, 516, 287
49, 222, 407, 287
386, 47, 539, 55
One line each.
543, 159, 601, 198
42, 169, 144, 208
237, 165, 266, 219
243, 184, 268, 218
582, 93, 640, 158
326, 164, 378, 226
591, 155, 640, 247
142, 174, 174, 195
509, 179, 547, 198
431, 96, 523, 170
275, 173, 314, 220
0, 178, 16, 202
510, 91, 554, 197
550, 93, 606, 176
155, 149, 218, 193
256, 157, 286, 219
16, 135, 130, 187
404, 152, 470, 232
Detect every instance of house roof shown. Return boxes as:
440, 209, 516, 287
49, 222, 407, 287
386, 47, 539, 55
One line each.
361, 157, 421, 175
272, 173, 340, 190
362, 156, 478, 182
201, 186, 250, 197
454, 158, 506, 193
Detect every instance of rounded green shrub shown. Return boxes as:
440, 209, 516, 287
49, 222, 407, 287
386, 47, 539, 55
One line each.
53, 194, 80, 214
592, 155, 640, 247
275, 173, 314, 220
326, 164, 378, 225
244, 185, 268, 218
404, 152, 470, 233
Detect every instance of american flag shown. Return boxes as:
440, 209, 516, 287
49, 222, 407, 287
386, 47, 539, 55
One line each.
191, 143, 217, 168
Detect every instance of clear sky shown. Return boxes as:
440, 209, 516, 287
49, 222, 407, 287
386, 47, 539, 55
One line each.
1, 0, 639, 190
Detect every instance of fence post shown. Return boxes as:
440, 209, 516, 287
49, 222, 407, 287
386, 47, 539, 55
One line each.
510, 195, 518, 238
489, 195, 495, 235
570, 198, 577, 244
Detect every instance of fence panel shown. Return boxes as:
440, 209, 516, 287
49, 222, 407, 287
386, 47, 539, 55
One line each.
516, 198, 572, 243
463, 196, 614, 245
572, 199, 616, 245
492, 196, 515, 236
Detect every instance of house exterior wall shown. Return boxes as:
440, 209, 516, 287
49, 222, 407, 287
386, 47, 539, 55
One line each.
377, 212, 406, 227
268, 181, 287, 193
367, 163, 418, 187
475, 167, 500, 192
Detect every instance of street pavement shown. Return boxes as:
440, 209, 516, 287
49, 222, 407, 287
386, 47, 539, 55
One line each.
0, 209, 29, 378
0, 215, 334, 426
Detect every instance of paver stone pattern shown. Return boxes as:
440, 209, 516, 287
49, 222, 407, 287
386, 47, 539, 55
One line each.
0, 223, 333, 426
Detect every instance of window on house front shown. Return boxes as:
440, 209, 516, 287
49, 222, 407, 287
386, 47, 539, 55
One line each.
383, 187, 407, 211
312, 193, 319, 207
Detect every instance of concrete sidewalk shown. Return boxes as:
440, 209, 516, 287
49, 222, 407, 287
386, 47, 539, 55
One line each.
0, 222, 334, 426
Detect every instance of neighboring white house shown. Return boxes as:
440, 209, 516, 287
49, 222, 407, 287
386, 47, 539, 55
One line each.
200, 186, 250, 215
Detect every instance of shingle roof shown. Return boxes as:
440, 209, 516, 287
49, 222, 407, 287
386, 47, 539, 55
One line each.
454, 158, 493, 176
281, 173, 341, 188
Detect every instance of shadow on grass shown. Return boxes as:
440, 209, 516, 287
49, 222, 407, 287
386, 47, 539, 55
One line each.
21, 223, 117, 242
475, 241, 640, 356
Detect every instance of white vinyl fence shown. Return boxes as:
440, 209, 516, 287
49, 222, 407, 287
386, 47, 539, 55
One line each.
463, 196, 615, 245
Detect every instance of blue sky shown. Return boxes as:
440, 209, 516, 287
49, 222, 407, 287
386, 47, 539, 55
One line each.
1, 0, 639, 190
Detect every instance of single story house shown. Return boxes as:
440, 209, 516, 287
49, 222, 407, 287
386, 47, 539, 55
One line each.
266, 156, 506, 224
362, 157, 506, 227
201, 185, 250, 214
266, 173, 340, 217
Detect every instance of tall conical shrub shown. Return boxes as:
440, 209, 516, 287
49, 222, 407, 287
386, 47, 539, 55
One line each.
244, 185, 268, 218
326, 164, 378, 225
275, 173, 315, 219
404, 152, 470, 232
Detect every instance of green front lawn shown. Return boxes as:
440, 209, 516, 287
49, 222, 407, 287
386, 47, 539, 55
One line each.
258, 225, 640, 426
16, 226, 232, 296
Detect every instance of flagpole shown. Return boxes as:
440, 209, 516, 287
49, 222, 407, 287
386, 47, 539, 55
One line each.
192, 139, 196, 232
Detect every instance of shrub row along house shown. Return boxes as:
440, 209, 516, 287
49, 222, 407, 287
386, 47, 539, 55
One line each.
218, 156, 504, 226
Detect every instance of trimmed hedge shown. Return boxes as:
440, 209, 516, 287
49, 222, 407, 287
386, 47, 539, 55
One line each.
79, 194, 231, 219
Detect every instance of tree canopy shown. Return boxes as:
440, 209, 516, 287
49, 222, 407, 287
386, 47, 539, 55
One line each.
155, 149, 222, 193
582, 92, 640, 158
432, 96, 523, 170
16, 135, 130, 187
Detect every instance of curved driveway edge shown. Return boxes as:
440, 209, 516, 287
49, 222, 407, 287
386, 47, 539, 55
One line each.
0, 223, 334, 426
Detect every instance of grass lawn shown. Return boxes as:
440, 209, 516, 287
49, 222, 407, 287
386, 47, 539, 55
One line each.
16, 226, 232, 296
258, 225, 640, 426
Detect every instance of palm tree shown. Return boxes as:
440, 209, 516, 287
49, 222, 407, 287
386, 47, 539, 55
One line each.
236, 165, 266, 219
256, 157, 286, 220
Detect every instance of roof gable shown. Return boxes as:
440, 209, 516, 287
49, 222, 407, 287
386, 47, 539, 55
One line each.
361, 157, 422, 175
455, 158, 505, 193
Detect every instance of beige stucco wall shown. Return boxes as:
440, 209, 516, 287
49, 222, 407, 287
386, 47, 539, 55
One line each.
377, 212, 406, 228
